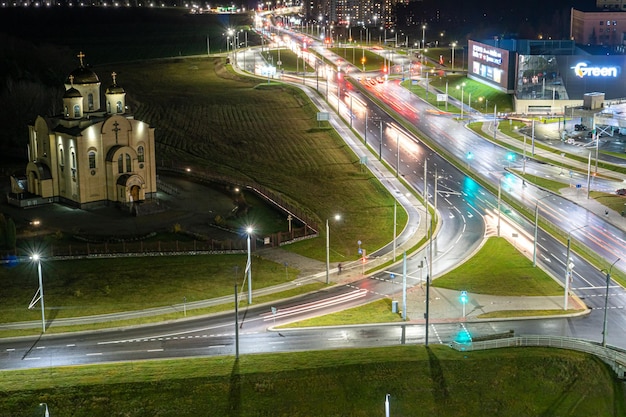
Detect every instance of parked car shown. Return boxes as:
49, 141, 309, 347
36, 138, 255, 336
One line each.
616, 189, 626, 196
574, 124, 587, 131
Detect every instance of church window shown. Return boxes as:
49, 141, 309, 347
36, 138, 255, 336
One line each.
126, 153, 132, 173
88, 151, 96, 169
118, 154, 123, 174
73, 104, 81, 118
60, 148, 65, 170
137, 146, 145, 162
88, 93, 94, 111
71, 151, 76, 179
116, 101, 123, 113
64, 106, 69, 117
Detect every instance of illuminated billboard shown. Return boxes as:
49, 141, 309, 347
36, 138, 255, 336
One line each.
468, 40, 514, 92
516, 54, 626, 100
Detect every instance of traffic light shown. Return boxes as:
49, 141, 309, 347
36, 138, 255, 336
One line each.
460, 290, 468, 304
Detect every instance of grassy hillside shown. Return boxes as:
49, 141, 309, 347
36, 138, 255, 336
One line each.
0, 345, 622, 417
97, 57, 404, 260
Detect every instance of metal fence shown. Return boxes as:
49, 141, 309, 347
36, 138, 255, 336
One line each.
450, 335, 626, 379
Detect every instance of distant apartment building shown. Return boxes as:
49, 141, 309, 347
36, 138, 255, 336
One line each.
597, 0, 626, 10
304, 0, 407, 29
571, 8, 626, 45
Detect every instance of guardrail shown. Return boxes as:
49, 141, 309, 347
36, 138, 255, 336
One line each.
450, 335, 626, 379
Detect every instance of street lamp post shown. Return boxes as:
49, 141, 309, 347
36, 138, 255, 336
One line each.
378, 119, 383, 159
385, 394, 391, 417
29, 254, 45, 333
451, 42, 457, 70
246, 226, 253, 304
497, 176, 503, 237
325, 214, 341, 284
456, 83, 465, 120
564, 225, 588, 310
602, 258, 621, 347
396, 133, 400, 177
533, 195, 550, 267
40, 403, 50, 417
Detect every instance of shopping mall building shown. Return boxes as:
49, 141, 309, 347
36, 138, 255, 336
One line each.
468, 38, 626, 119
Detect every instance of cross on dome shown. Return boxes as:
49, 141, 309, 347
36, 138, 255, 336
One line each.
111, 71, 117, 86
69, 75, 74, 86
77, 51, 85, 67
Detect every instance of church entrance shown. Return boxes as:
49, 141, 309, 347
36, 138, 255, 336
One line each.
130, 185, 140, 202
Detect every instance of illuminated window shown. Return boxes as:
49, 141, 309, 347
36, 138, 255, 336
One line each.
116, 101, 123, 113
88, 151, 96, 169
73, 104, 81, 118
88, 93, 94, 111
137, 146, 145, 162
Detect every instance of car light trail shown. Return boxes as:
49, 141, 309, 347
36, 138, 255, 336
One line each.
261, 289, 368, 321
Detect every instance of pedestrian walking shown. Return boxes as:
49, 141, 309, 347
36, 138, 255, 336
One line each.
337, 263, 342, 274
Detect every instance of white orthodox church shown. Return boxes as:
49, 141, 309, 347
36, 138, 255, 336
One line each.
9, 52, 157, 210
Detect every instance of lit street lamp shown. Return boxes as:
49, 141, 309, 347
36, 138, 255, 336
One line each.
246, 226, 253, 304
28, 253, 46, 333
451, 42, 457, 70
325, 214, 341, 284
564, 225, 588, 310
456, 82, 465, 120
602, 257, 621, 347
497, 175, 506, 237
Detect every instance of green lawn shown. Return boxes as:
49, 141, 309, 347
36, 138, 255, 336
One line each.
277, 298, 403, 328
1, 345, 622, 417
432, 237, 563, 296
0, 254, 300, 323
